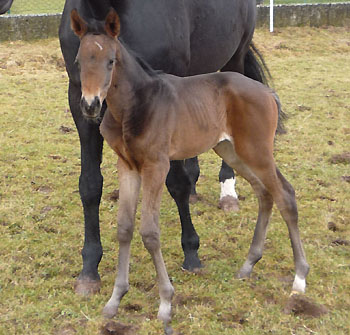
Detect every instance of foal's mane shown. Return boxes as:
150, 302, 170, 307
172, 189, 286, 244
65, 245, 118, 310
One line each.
83, 18, 162, 79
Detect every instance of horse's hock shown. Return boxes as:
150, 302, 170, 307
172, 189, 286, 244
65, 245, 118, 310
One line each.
1, 3, 350, 41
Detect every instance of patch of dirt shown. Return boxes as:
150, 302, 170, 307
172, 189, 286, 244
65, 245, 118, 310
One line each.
100, 321, 138, 335
297, 104, 312, 112
317, 179, 330, 187
189, 193, 202, 204
36, 185, 53, 194
283, 294, 328, 318
332, 239, 350, 246
341, 176, 350, 183
329, 152, 350, 164
108, 189, 119, 202
123, 303, 142, 312
173, 293, 216, 307
56, 325, 77, 335
59, 125, 74, 133
216, 309, 248, 329
327, 222, 338, 232
319, 195, 336, 202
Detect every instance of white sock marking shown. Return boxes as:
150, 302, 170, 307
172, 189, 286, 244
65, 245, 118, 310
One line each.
220, 177, 238, 200
292, 274, 306, 293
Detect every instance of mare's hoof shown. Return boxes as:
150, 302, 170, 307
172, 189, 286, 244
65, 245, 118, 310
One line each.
182, 255, 203, 273
218, 196, 239, 212
74, 277, 101, 296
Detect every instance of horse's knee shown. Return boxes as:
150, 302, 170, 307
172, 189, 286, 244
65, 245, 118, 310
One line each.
140, 227, 160, 252
166, 165, 191, 201
79, 173, 103, 206
117, 224, 134, 243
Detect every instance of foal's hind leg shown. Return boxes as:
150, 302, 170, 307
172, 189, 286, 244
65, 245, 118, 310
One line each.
214, 140, 273, 278
273, 168, 310, 293
103, 159, 141, 318
214, 140, 309, 293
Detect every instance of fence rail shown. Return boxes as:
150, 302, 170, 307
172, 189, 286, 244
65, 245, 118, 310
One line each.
5, 0, 350, 15
1, 2, 350, 41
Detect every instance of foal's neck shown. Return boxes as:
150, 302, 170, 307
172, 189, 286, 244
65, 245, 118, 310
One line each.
109, 43, 158, 112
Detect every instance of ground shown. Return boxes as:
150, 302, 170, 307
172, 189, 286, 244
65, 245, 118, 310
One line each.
0, 26, 349, 334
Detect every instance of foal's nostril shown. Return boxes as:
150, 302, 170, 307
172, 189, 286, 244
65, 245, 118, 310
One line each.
80, 96, 102, 118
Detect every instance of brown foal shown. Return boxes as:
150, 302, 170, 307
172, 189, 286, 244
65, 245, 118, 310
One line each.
71, 9, 309, 334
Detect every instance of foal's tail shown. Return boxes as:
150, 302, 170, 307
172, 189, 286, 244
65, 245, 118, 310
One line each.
271, 91, 287, 135
244, 43, 287, 134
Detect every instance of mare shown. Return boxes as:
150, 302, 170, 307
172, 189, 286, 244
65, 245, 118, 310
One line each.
71, 9, 309, 334
60, 0, 271, 295
0, 0, 13, 14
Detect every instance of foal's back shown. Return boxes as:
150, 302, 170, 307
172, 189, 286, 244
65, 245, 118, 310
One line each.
165, 72, 278, 161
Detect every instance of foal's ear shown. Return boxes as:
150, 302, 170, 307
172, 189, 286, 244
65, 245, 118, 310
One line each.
105, 8, 121, 38
70, 8, 88, 38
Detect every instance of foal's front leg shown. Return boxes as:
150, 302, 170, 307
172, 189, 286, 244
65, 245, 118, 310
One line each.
140, 161, 174, 335
103, 159, 141, 318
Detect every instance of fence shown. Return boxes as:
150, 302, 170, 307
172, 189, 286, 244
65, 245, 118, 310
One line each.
7, 0, 65, 15
6, 0, 350, 15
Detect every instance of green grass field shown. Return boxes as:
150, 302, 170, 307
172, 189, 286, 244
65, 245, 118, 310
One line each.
6, 0, 350, 14
0, 27, 349, 334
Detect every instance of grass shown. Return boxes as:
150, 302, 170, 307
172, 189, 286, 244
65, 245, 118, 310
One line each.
0, 26, 350, 334
6, 0, 350, 14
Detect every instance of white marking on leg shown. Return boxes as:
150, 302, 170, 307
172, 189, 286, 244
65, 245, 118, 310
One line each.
218, 132, 233, 143
292, 274, 306, 293
94, 41, 103, 51
220, 177, 238, 200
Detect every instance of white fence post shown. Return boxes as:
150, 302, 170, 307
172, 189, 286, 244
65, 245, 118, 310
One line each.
270, 0, 274, 32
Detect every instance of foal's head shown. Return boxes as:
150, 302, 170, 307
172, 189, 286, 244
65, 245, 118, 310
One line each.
70, 8, 121, 120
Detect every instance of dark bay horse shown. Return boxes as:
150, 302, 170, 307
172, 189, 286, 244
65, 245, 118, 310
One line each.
0, 0, 13, 14
71, 9, 309, 333
59, 0, 270, 295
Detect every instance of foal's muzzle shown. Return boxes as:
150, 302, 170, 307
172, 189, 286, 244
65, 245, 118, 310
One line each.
80, 96, 102, 120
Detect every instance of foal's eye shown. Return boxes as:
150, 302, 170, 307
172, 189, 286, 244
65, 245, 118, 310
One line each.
107, 59, 115, 68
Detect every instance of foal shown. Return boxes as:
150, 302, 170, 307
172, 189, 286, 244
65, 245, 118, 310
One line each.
71, 8, 309, 333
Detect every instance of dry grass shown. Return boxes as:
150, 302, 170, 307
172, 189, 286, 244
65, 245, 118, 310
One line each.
0, 27, 349, 335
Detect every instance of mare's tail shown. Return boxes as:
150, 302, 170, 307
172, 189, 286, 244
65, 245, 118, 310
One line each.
244, 43, 287, 134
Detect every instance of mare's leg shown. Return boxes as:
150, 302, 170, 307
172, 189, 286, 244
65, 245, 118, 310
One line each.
141, 160, 174, 334
184, 157, 200, 202
218, 160, 239, 212
166, 161, 202, 271
214, 140, 309, 293
69, 81, 104, 295
103, 159, 141, 318
216, 55, 248, 212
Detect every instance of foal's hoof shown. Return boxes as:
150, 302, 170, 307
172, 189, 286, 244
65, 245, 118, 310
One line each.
218, 195, 239, 212
236, 267, 252, 280
74, 277, 101, 296
102, 304, 119, 319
